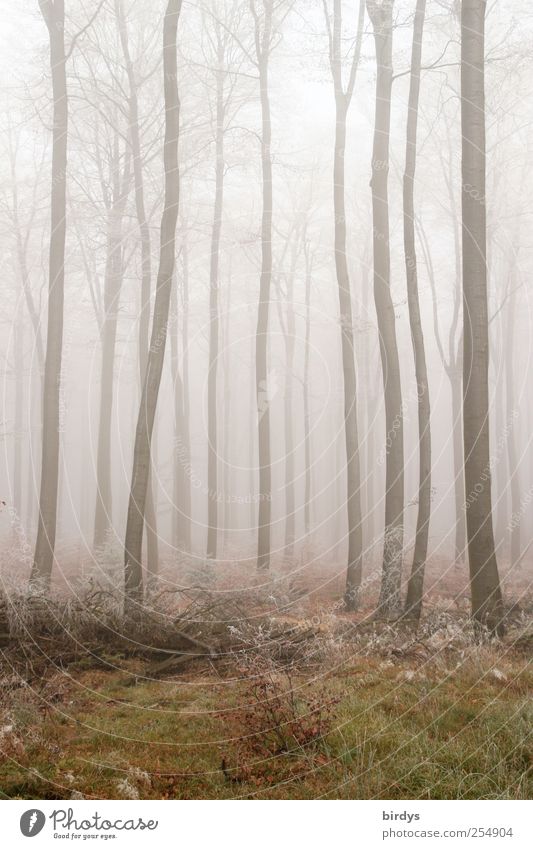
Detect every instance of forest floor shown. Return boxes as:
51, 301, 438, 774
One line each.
0, 579, 531, 800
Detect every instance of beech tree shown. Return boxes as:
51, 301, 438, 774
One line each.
30, 0, 69, 588
116, 0, 160, 576
124, 0, 182, 605
251, 0, 275, 571
403, 0, 430, 622
461, 0, 504, 634
322, 0, 365, 609
367, 0, 404, 617
92, 127, 131, 552
31, 0, 104, 588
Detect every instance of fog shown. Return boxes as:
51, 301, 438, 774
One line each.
0, 0, 532, 615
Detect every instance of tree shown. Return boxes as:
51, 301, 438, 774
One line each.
30, 0, 104, 587
403, 0, 431, 623
203, 1, 245, 564
302, 232, 314, 538
367, 0, 404, 617
322, 0, 365, 609
2, 129, 46, 532
170, 239, 192, 556
504, 272, 520, 568
124, 0, 182, 605
461, 0, 504, 634
93, 126, 131, 551
30, 0, 69, 588
273, 211, 305, 556
205, 20, 225, 563
251, 0, 274, 572
116, 0, 160, 577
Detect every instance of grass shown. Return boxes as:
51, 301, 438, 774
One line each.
1, 641, 531, 800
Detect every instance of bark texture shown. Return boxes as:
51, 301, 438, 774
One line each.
116, 0, 159, 577
324, 0, 365, 609
31, 0, 68, 588
206, 27, 225, 562
254, 0, 273, 571
403, 0, 431, 622
461, 0, 504, 634
93, 138, 130, 550
124, 0, 182, 604
367, 0, 404, 617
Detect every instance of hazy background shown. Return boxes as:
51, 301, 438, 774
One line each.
0, 0, 532, 600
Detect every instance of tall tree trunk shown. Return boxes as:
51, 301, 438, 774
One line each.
282, 239, 297, 556
254, 2, 273, 571
170, 276, 188, 556
403, 0, 430, 623
116, 0, 159, 577
124, 0, 182, 604
223, 274, 232, 548
419, 214, 465, 564
461, 0, 504, 634
450, 360, 466, 562
31, 0, 68, 588
248, 324, 256, 535
334, 109, 363, 609
324, 0, 365, 609
144, 421, 159, 581
170, 243, 191, 556
505, 289, 520, 567
13, 306, 24, 524
367, 0, 404, 617
181, 240, 192, 549
93, 140, 130, 550
206, 32, 225, 563
492, 373, 507, 554
303, 242, 312, 537
440, 130, 466, 564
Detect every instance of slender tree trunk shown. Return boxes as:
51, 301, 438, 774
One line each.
450, 361, 466, 562
180, 240, 192, 550
13, 306, 24, 524
145, 423, 159, 580
25, 368, 40, 534
31, 0, 68, 588
303, 244, 312, 537
254, 3, 274, 571
124, 0, 182, 604
223, 275, 232, 547
420, 213, 465, 565
116, 0, 159, 577
10, 182, 44, 534
206, 34, 225, 563
461, 0, 504, 634
335, 108, 363, 609
248, 325, 256, 534
367, 0, 404, 617
94, 143, 130, 549
441, 137, 466, 565
170, 276, 188, 556
505, 284, 520, 567
450, 241, 467, 566
403, 0, 430, 623
492, 372, 507, 554
361, 256, 379, 549
324, 0, 365, 609
282, 241, 297, 556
